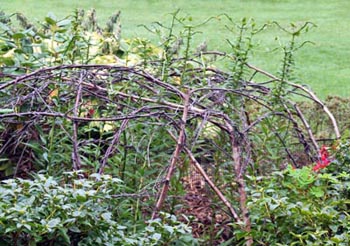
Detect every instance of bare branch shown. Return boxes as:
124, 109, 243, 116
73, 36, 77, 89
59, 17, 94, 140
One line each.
152, 90, 190, 219
72, 72, 84, 171
184, 145, 242, 223
98, 107, 147, 174
245, 62, 340, 139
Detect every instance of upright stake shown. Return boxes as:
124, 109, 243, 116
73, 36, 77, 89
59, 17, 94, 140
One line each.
72, 72, 84, 171
226, 121, 253, 246
151, 91, 190, 219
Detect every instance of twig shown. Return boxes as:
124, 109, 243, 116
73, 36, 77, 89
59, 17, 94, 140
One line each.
282, 102, 315, 164
166, 126, 242, 222
71, 72, 84, 171
225, 120, 253, 246
0, 111, 163, 122
183, 144, 242, 223
244, 111, 284, 133
152, 90, 190, 219
245, 62, 340, 139
98, 107, 145, 174
292, 101, 319, 158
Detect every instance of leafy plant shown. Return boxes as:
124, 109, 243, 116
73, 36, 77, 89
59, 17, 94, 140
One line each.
245, 162, 350, 245
0, 172, 197, 245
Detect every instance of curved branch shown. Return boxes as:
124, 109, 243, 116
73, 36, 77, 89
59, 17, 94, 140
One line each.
245, 62, 340, 139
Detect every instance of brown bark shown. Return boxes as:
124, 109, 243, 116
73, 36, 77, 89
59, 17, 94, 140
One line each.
226, 121, 253, 246
151, 91, 190, 219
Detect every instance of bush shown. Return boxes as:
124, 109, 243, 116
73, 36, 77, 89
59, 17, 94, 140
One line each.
246, 159, 350, 245
0, 172, 198, 245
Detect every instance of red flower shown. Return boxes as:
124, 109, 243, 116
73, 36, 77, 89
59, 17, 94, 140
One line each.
312, 145, 331, 172
87, 108, 95, 118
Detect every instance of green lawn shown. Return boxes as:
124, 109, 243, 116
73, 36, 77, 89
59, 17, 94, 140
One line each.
2, 0, 350, 98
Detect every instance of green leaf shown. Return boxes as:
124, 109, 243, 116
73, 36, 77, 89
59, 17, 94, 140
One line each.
12, 32, 25, 39
152, 233, 162, 241
69, 226, 81, 233
164, 225, 174, 234
269, 203, 280, 211
0, 22, 12, 32
45, 13, 57, 25
47, 218, 60, 228
101, 212, 112, 221
310, 186, 324, 198
75, 189, 86, 202
42, 152, 49, 162
0, 162, 10, 171
23, 223, 31, 231
72, 211, 82, 217
27, 195, 36, 205
5, 227, 16, 233
0, 108, 13, 114
57, 19, 71, 27
59, 228, 70, 243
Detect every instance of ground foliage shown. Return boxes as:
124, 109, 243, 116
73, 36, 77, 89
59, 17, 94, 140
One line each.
0, 172, 197, 245
0, 9, 348, 245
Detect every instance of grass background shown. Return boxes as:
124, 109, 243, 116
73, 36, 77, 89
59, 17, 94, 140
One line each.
2, 0, 350, 98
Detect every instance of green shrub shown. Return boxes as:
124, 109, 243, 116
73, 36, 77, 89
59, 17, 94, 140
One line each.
0, 172, 198, 245
245, 163, 350, 245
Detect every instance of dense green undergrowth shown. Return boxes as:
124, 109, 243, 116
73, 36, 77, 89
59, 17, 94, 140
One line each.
0, 10, 349, 245
0, 173, 197, 245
